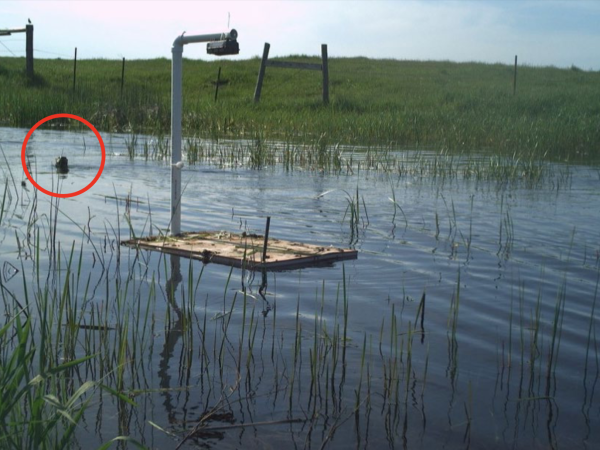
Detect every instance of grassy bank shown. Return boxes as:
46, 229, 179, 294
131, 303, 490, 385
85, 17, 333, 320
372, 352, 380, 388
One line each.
1, 55, 599, 162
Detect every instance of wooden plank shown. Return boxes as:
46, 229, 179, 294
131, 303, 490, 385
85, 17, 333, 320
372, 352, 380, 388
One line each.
266, 60, 322, 71
121, 231, 357, 271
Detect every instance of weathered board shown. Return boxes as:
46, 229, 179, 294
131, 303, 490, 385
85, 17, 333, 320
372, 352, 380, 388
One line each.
121, 231, 357, 270
266, 60, 322, 71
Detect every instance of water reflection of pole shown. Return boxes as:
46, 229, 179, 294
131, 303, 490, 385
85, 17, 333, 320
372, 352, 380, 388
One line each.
259, 268, 271, 316
165, 254, 183, 320
158, 254, 183, 422
242, 265, 271, 316
259, 217, 271, 316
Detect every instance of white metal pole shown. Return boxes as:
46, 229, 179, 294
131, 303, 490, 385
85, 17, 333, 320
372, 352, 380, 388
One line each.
170, 30, 237, 236
171, 41, 183, 235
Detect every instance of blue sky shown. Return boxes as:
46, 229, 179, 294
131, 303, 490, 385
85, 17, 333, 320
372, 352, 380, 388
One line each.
1, 0, 599, 70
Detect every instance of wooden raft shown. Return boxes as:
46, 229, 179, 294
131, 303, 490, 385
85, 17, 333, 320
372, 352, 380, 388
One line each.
121, 231, 357, 270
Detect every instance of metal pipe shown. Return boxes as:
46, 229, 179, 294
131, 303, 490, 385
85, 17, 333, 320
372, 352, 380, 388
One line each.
171, 42, 183, 235
170, 29, 237, 235
174, 30, 235, 47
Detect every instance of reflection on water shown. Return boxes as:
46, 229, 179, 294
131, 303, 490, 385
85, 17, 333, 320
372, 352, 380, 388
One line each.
159, 255, 183, 426
1, 126, 600, 448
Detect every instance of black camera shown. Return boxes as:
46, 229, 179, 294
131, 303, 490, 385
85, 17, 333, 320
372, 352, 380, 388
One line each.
206, 39, 239, 56
206, 29, 239, 56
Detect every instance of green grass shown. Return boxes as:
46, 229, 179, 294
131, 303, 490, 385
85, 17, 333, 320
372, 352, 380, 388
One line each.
1, 56, 600, 162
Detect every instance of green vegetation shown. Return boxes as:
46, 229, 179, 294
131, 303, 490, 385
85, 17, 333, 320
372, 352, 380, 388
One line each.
0, 195, 142, 448
1, 56, 600, 162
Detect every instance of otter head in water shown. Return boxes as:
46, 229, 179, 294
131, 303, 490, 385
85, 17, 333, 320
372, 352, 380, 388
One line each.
55, 156, 69, 174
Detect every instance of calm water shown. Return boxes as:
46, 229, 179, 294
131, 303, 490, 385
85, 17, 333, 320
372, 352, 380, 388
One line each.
1, 126, 600, 449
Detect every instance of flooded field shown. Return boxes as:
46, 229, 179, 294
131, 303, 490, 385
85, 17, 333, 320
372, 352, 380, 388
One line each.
1, 126, 600, 449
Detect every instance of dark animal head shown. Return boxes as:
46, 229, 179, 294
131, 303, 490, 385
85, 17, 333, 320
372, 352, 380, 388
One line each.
55, 156, 69, 173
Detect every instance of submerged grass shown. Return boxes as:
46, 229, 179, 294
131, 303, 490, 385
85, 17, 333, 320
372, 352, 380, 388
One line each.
1, 172, 438, 446
1, 56, 600, 163
1, 128, 599, 448
0, 264, 139, 450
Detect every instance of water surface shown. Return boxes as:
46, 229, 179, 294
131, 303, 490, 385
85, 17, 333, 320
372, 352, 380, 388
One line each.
1, 126, 599, 449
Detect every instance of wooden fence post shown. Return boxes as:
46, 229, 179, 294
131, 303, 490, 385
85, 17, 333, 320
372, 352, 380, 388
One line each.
254, 42, 329, 104
25, 24, 33, 79
513, 55, 517, 96
214, 66, 222, 102
321, 44, 329, 104
73, 47, 77, 92
254, 42, 270, 103
121, 57, 125, 97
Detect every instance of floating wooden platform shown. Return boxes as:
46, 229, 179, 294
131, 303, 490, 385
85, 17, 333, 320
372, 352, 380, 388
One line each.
121, 231, 357, 270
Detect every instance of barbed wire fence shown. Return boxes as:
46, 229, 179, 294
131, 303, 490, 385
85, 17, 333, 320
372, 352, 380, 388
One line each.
0, 39, 73, 59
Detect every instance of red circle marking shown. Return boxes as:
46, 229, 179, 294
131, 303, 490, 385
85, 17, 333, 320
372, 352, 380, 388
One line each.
21, 114, 106, 198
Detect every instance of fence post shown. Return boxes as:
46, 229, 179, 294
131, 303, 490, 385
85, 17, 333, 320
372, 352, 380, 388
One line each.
321, 44, 329, 104
73, 47, 77, 92
25, 24, 33, 79
254, 42, 270, 103
513, 55, 517, 96
214, 66, 222, 102
120, 57, 125, 97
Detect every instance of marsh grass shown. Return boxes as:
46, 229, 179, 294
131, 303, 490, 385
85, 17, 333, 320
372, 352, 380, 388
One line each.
178, 139, 572, 192
0, 236, 591, 450
124, 132, 138, 160
1, 145, 598, 449
0, 261, 139, 450
2, 56, 600, 163
0, 312, 95, 450
0, 181, 148, 448
584, 274, 600, 380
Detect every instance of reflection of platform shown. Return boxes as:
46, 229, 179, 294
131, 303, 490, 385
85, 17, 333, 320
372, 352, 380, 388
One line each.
121, 231, 357, 270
